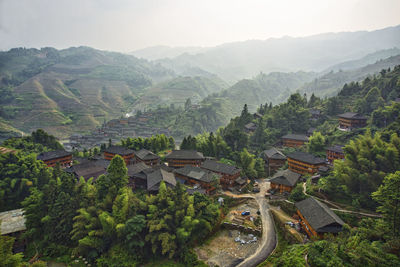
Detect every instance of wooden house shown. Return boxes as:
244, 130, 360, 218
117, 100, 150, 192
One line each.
174, 165, 220, 194
287, 151, 326, 175
281, 134, 309, 147
295, 197, 344, 238
261, 148, 287, 175
269, 170, 301, 193
200, 160, 241, 189
37, 150, 72, 168
244, 122, 257, 133
146, 168, 176, 193
326, 145, 345, 164
0, 209, 26, 252
127, 162, 152, 189
338, 112, 367, 130
66, 159, 109, 181
165, 150, 205, 168
135, 149, 160, 166
104, 146, 135, 165
310, 109, 321, 120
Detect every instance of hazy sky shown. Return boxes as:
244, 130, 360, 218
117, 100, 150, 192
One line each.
0, 0, 399, 52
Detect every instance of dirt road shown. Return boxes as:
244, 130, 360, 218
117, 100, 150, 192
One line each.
224, 180, 277, 267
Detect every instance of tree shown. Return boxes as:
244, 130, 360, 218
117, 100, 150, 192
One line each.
372, 171, 400, 236
239, 149, 257, 179
0, 233, 24, 267
184, 98, 192, 111
307, 131, 326, 154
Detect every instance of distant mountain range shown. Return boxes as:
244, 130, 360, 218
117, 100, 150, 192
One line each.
1, 25, 400, 140
132, 25, 400, 82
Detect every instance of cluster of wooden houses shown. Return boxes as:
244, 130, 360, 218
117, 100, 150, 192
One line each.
36, 146, 245, 196
65, 115, 171, 151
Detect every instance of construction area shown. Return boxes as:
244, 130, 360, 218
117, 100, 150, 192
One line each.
195, 199, 262, 267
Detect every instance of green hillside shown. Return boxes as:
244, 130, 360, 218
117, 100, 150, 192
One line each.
300, 54, 400, 97
0, 47, 175, 138
130, 75, 228, 111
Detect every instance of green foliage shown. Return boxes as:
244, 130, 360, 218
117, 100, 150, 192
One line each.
0, 152, 51, 211
3, 129, 63, 153
288, 183, 307, 202
332, 131, 400, 209
0, 234, 24, 267
372, 171, 400, 236
307, 131, 326, 155
121, 134, 173, 153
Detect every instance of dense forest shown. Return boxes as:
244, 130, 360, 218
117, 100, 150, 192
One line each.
1, 66, 400, 266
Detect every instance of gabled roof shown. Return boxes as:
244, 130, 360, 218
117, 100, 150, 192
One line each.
281, 134, 309, 142
262, 148, 286, 160
338, 112, 366, 120
104, 146, 134, 156
0, 209, 26, 235
244, 122, 257, 130
310, 109, 321, 115
201, 160, 241, 175
327, 145, 344, 154
269, 170, 301, 187
295, 197, 345, 233
66, 160, 108, 181
174, 165, 219, 183
165, 150, 204, 160
288, 151, 325, 165
37, 150, 71, 161
147, 168, 176, 191
135, 149, 159, 161
127, 162, 151, 177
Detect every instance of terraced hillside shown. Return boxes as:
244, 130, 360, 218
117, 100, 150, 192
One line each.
0, 47, 174, 138
131, 75, 229, 111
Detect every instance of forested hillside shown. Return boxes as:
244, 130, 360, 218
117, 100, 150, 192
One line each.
0, 47, 174, 139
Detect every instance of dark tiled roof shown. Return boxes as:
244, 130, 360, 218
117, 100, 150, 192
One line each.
135, 149, 159, 161
104, 146, 134, 156
269, 170, 301, 187
165, 150, 204, 160
245, 122, 257, 130
37, 150, 71, 161
307, 127, 316, 134
288, 151, 325, 165
327, 145, 344, 154
295, 197, 344, 233
67, 161, 106, 181
147, 169, 176, 191
235, 177, 247, 185
262, 148, 286, 160
281, 134, 309, 142
338, 112, 366, 120
174, 165, 219, 183
127, 162, 151, 177
186, 188, 207, 195
201, 160, 241, 175
310, 109, 321, 115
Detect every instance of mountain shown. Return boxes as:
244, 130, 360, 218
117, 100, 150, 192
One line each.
323, 47, 400, 72
131, 45, 206, 60
143, 25, 400, 82
0, 46, 175, 138
130, 75, 228, 112
300, 54, 400, 97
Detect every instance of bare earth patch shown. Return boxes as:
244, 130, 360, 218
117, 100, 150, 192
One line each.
195, 229, 260, 267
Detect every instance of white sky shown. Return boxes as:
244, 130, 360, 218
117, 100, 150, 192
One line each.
0, 0, 399, 52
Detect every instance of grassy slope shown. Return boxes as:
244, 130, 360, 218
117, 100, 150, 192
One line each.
0, 47, 175, 138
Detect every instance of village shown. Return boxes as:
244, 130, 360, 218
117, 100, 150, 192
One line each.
0, 109, 369, 266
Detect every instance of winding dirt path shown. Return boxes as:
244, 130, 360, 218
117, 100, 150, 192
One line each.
223, 180, 277, 267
